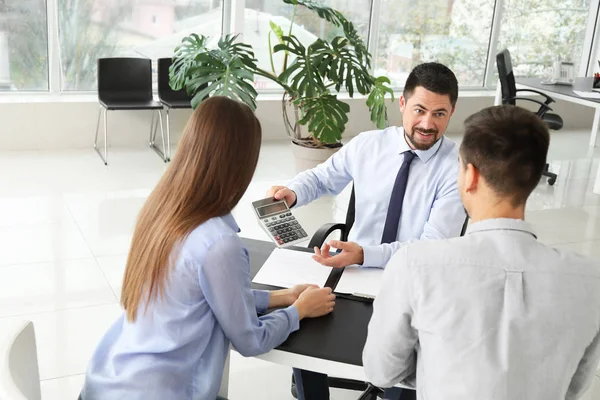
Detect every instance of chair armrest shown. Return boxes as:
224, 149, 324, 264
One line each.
507, 96, 553, 116
515, 88, 555, 104
308, 223, 349, 248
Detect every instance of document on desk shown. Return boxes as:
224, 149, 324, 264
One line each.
334, 266, 383, 299
252, 248, 333, 288
573, 90, 600, 99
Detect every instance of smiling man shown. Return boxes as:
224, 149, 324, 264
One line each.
266, 63, 466, 400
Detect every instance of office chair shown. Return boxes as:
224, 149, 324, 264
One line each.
290, 185, 470, 398
94, 58, 167, 165
496, 49, 561, 186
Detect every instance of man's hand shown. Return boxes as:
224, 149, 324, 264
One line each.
266, 185, 297, 208
312, 240, 364, 269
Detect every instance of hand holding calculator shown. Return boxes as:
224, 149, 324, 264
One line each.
252, 197, 308, 247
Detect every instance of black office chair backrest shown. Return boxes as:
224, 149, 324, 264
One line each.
97, 58, 153, 103
496, 49, 517, 105
157, 58, 193, 103
343, 184, 469, 238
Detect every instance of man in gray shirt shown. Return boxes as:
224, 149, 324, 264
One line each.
363, 105, 600, 399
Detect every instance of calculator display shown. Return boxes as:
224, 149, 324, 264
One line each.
257, 202, 288, 217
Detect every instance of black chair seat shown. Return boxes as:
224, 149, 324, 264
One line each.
542, 112, 563, 131
100, 100, 163, 110
161, 99, 192, 109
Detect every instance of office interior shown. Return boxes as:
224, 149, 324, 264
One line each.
3, 0, 600, 399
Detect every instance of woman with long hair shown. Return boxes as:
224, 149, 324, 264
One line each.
79, 97, 335, 400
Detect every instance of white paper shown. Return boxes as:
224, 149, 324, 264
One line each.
573, 90, 600, 99
252, 248, 333, 288
334, 266, 383, 298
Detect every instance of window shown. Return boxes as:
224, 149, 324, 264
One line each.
495, 0, 591, 82
0, 0, 49, 91
374, 0, 496, 88
57, 0, 223, 91
244, 0, 372, 90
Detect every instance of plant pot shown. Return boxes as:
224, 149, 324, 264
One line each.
290, 141, 341, 173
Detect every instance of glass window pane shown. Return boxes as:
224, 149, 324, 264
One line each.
244, 0, 372, 90
496, 0, 591, 80
375, 0, 495, 88
0, 0, 49, 91
58, 0, 222, 91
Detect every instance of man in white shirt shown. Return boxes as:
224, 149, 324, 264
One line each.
363, 105, 600, 399
267, 62, 466, 272
267, 63, 466, 400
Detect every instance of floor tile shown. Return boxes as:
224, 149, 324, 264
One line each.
40, 374, 85, 400
0, 304, 122, 380
95, 255, 128, 301
0, 220, 93, 267
0, 259, 116, 317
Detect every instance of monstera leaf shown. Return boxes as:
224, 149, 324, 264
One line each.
170, 34, 259, 109
275, 36, 326, 98
311, 37, 372, 97
282, 0, 370, 67
297, 94, 350, 144
367, 76, 395, 129
169, 33, 208, 92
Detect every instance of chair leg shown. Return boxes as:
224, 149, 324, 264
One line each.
149, 111, 156, 146
93, 106, 108, 165
165, 108, 171, 161
149, 109, 168, 163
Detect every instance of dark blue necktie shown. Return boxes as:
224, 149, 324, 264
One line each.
381, 151, 416, 244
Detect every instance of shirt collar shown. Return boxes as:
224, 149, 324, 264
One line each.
222, 213, 241, 233
466, 218, 537, 239
396, 126, 444, 164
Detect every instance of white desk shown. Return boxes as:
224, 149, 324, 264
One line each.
495, 77, 600, 147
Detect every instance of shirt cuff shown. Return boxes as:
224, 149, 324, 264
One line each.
285, 305, 301, 332
286, 182, 306, 208
361, 245, 385, 268
253, 290, 271, 313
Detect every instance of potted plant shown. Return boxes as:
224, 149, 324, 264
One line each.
169, 0, 393, 171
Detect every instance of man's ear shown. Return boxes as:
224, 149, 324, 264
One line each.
465, 163, 479, 193
449, 104, 456, 117
399, 95, 406, 113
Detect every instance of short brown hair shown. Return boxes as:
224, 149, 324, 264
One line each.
121, 96, 262, 322
460, 105, 549, 206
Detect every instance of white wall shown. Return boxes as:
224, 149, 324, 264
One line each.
0, 94, 594, 151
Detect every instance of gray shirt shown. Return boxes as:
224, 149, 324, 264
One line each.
363, 218, 600, 399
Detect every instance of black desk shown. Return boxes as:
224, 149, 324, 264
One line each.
500, 77, 600, 147
244, 237, 373, 369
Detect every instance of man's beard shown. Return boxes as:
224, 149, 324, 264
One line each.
406, 127, 440, 151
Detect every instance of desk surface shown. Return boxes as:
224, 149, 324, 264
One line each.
243, 237, 372, 367
517, 77, 600, 103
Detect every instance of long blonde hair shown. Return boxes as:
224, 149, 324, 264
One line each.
121, 96, 262, 322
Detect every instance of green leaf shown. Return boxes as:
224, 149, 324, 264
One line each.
170, 33, 259, 110
296, 94, 349, 144
275, 36, 326, 97
269, 21, 285, 42
366, 76, 394, 129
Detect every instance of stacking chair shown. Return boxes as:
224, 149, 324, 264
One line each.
156, 58, 196, 162
0, 321, 41, 400
496, 49, 562, 185
94, 58, 167, 165
290, 185, 470, 398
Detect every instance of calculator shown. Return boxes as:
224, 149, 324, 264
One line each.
252, 197, 309, 247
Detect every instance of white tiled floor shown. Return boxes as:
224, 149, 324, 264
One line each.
2, 131, 600, 399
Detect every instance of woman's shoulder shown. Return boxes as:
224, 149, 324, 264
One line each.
179, 214, 244, 262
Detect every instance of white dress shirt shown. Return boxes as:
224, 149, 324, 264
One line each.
363, 218, 600, 400
287, 126, 466, 267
